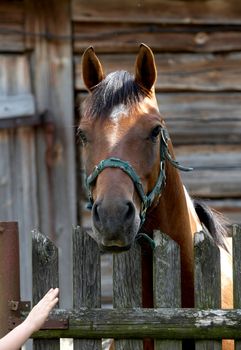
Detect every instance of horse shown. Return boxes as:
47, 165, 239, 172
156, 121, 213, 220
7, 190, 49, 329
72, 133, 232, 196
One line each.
79, 44, 233, 350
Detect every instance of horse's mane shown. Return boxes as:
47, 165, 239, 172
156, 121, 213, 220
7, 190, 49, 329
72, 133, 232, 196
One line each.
193, 199, 231, 252
82, 70, 147, 119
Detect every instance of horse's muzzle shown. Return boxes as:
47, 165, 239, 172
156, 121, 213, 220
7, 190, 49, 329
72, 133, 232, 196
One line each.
91, 199, 140, 251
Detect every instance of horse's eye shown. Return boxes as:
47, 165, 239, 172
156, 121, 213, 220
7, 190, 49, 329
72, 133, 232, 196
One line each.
150, 126, 161, 142
78, 129, 88, 145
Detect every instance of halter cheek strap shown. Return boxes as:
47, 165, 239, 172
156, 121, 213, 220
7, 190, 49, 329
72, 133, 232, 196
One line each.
85, 127, 193, 227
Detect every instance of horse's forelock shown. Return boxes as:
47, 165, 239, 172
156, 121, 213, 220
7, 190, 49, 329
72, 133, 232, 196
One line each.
82, 70, 147, 120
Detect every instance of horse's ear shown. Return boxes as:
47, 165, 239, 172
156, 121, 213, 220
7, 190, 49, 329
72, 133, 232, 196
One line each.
82, 46, 105, 91
134, 43, 157, 91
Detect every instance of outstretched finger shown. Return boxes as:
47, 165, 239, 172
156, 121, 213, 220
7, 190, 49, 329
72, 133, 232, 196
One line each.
43, 288, 59, 301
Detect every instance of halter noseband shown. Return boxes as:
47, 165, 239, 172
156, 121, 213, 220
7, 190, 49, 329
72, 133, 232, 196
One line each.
85, 127, 193, 226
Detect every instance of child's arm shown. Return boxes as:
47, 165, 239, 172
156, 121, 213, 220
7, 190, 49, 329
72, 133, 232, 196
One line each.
0, 288, 59, 350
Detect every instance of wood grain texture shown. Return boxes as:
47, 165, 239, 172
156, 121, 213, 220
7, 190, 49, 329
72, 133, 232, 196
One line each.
25, 0, 76, 309
153, 231, 182, 350
0, 54, 38, 305
0, 0, 24, 52
180, 167, 241, 198
31, 307, 241, 340
194, 230, 222, 350
157, 93, 241, 145
153, 231, 181, 308
72, 0, 241, 25
113, 242, 143, 349
233, 225, 241, 308
0, 55, 30, 95
32, 230, 59, 350
73, 227, 102, 350
233, 225, 241, 350
175, 145, 241, 198
0, 94, 35, 119
74, 22, 241, 54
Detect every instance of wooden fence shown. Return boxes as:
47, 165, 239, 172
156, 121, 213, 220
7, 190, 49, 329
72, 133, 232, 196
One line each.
1, 221, 241, 349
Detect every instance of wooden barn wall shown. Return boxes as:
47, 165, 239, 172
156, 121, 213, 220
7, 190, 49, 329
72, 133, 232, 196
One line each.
73, 0, 241, 225
0, 0, 76, 309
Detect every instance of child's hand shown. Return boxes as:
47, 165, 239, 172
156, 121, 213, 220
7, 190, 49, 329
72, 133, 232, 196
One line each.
0, 288, 59, 350
24, 288, 59, 332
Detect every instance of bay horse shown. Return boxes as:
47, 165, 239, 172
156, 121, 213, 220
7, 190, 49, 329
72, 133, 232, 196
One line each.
79, 44, 233, 349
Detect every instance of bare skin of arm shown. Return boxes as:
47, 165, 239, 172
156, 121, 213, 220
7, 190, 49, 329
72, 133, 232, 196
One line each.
0, 288, 59, 350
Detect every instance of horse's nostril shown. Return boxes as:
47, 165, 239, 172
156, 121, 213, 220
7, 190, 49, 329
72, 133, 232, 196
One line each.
93, 202, 101, 225
125, 201, 135, 222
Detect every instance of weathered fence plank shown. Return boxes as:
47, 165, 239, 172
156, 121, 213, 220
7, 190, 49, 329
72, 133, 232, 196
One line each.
31, 307, 241, 340
233, 225, 241, 350
73, 227, 102, 350
113, 242, 143, 349
24, 224, 241, 346
153, 231, 182, 350
32, 230, 59, 350
194, 230, 222, 350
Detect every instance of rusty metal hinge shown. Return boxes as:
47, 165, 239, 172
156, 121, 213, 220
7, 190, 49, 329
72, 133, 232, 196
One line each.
8, 300, 31, 312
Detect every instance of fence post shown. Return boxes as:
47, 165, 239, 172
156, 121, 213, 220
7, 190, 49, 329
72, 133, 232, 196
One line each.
0, 222, 20, 338
153, 230, 182, 350
113, 241, 143, 350
73, 227, 102, 350
194, 230, 222, 350
32, 229, 59, 350
233, 224, 241, 350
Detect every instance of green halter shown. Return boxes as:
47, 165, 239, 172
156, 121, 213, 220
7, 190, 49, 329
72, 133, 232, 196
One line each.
85, 127, 193, 226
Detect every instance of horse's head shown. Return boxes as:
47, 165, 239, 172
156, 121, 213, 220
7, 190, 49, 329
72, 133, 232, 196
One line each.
79, 44, 165, 252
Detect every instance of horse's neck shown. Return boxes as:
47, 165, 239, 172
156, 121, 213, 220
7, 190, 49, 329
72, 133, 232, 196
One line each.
143, 163, 201, 307
144, 163, 200, 243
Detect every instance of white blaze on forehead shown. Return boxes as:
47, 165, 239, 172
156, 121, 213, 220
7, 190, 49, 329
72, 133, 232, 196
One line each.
107, 104, 129, 148
110, 104, 129, 121
107, 122, 119, 148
